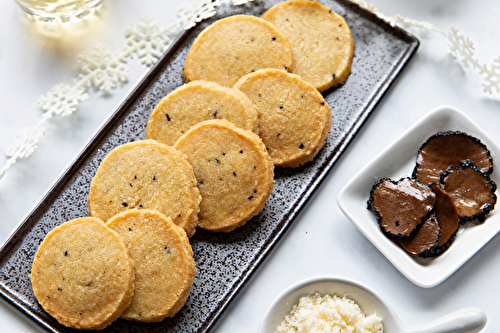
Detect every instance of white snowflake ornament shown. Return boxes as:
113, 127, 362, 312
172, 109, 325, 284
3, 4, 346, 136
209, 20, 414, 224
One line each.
393, 15, 443, 33
446, 26, 477, 69
177, 0, 219, 29
478, 57, 500, 94
0, 122, 46, 178
77, 44, 129, 91
37, 84, 89, 116
6, 124, 46, 160
123, 15, 171, 66
176, 0, 246, 30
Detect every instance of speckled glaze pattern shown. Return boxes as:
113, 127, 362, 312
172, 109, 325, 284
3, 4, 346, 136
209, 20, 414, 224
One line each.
0, 1, 418, 332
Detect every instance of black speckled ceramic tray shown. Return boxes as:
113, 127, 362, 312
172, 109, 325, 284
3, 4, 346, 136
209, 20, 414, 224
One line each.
0, 1, 418, 332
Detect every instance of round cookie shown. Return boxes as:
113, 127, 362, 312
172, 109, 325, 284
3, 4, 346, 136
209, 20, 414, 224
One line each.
88, 140, 201, 238
107, 209, 196, 322
234, 68, 332, 167
30, 217, 135, 330
183, 14, 293, 88
262, 0, 355, 92
146, 80, 260, 146
174, 119, 274, 232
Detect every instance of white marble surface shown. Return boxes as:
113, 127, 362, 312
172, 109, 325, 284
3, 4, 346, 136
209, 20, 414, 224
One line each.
1, 0, 499, 332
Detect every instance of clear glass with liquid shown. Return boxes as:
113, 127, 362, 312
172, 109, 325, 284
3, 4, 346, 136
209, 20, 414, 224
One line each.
15, 0, 103, 22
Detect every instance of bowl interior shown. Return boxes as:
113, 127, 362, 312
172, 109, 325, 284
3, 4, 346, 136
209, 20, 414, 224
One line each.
258, 277, 402, 333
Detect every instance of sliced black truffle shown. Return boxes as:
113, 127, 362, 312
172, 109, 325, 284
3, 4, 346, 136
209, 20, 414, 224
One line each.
429, 184, 460, 255
440, 161, 497, 223
412, 131, 493, 185
368, 177, 436, 238
391, 213, 441, 258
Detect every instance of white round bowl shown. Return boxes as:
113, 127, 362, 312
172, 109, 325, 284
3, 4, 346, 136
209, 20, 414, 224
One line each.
258, 276, 486, 333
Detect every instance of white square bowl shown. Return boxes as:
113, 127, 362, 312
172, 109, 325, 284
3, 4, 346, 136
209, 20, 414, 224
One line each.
337, 106, 500, 288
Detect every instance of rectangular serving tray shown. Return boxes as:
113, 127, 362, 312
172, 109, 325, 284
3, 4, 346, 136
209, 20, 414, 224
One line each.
0, 0, 419, 332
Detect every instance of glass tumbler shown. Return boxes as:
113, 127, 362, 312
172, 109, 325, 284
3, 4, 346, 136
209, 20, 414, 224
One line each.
15, 0, 103, 22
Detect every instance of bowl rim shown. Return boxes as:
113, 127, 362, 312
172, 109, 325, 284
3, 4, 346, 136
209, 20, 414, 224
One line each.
257, 275, 399, 333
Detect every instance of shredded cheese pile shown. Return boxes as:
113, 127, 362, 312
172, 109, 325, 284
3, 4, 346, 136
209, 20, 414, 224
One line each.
276, 293, 383, 333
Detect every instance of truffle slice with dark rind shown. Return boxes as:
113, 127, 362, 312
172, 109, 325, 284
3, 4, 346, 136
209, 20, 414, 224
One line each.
413, 131, 493, 185
368, 177, 436, 238
440, 161, 497, 224
391, 213, 441, 258
430, 184, 460, 255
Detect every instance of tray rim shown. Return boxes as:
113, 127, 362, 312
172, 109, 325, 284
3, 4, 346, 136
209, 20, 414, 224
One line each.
0, 0, 420, 332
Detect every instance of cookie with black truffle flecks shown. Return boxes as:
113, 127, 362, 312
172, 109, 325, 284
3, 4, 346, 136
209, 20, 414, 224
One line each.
30, 217, 135, 330
107, 209, 196, 322
146, 80, 259, 146
183, 14, 293, 88
234, 68, 331, 167
88, 140, 201, 237
261, 0, 355, 92
174, 119, 274, 232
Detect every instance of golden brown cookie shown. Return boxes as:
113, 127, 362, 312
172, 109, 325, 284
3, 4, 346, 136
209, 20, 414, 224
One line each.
107, 209, 196, 322
30, 217, 135, 330
234, 68, 331, 167
174, 119, 274, 232
88, 140, 201, 237
183, 14, 293, 87
146, 80, 259, 146
262, 0, 355, 92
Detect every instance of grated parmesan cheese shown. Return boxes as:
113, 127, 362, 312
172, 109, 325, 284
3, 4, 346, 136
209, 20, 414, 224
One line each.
275, 293, 383, 333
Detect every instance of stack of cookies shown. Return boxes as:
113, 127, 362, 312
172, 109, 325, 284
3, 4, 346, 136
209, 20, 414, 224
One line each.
30, 0, 355, 329
31, 211, 196, 329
